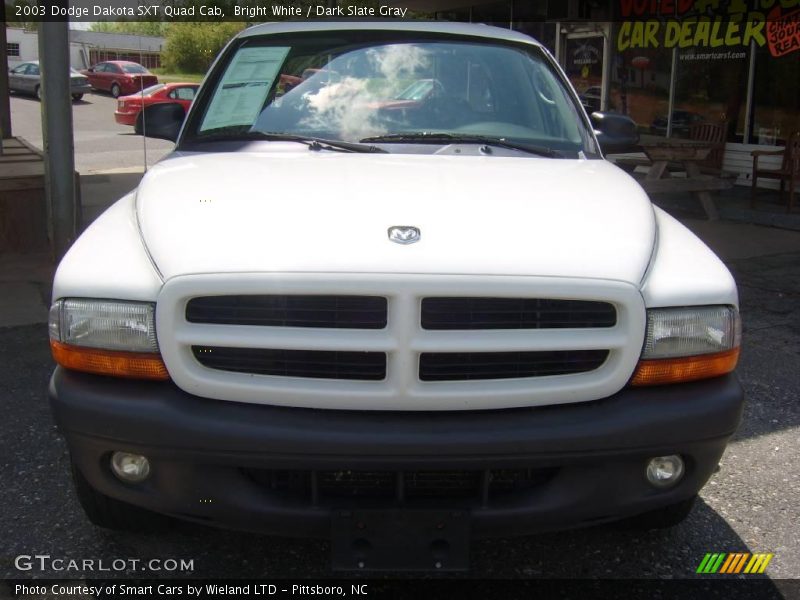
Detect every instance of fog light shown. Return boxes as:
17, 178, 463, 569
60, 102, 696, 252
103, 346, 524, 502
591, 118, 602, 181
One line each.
110, 452, 150, 483
646, 455, 684, 488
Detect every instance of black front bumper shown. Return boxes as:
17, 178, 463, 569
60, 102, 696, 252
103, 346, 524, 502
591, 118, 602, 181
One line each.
50, 368, 744, 539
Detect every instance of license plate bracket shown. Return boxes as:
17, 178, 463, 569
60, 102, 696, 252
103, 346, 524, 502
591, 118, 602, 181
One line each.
331, 508, 470, 572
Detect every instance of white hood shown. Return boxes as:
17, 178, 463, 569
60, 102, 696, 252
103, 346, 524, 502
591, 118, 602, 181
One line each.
136, 147, 656, 285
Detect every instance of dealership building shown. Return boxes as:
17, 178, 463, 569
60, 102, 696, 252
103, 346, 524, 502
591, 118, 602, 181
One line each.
398, 0, 799, 186
5, 28, 164, 70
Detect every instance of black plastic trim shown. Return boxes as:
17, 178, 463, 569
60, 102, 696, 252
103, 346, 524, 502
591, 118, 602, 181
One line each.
49, 368, 744, 538
50, 368, 743, 461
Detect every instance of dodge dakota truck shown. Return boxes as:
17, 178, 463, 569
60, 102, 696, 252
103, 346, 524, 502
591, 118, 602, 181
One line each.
48, 22, 743, 571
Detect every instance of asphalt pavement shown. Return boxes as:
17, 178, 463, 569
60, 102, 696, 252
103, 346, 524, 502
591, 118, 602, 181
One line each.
1, 231, 798, 584
1, 94, 799, 586
8, 91, 172, 173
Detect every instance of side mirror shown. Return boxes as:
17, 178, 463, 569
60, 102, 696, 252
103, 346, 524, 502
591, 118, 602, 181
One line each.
590, 111, 640, 155
139, 102, 185, 142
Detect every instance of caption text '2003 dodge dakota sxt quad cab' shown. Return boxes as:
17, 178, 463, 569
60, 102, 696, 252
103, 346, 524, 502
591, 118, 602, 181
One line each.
47, 22, 744, 571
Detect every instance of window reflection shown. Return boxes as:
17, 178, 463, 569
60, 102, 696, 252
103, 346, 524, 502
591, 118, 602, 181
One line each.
751, 46, 800, 146
673, 48, 749, 141
611, 47, 672, 138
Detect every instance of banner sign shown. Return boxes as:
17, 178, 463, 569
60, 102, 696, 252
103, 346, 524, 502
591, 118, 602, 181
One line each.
616, 0, 800, 56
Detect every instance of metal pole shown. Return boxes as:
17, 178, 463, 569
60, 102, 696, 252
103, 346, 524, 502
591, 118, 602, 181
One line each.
39, 18, 77, 259
666, 47, 678, 138
601, 26, 611, 112
0, 2, 13, 140
555, 22, 562, 64
139, 37, 147, 172
743, 39, 757, 145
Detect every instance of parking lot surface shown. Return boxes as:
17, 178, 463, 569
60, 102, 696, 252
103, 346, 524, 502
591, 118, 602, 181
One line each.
9, 91, 172, 172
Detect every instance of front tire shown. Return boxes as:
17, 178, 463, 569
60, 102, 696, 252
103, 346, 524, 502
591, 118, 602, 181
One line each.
72, 93, 83, 101
111, 83, 121, 98
70, 460, 171, 532
134, 113, 143, 135
35, 85, 42, 101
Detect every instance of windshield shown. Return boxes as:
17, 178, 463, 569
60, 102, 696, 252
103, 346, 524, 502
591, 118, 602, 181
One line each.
185, 31, 593, 157
122, 64, 148, 74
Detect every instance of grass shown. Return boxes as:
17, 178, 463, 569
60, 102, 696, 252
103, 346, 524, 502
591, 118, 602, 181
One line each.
150, 69, 205, 84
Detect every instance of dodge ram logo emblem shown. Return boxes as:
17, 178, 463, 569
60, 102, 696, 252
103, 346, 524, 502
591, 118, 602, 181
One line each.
388, 226, 421, 245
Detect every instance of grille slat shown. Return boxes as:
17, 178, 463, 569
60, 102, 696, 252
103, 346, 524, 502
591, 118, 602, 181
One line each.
245, 468, 556, 503
422, 297, 616, 330
187, 295, 387, 329
192, 347, 386, 381
419, 350, 609, 381
185, 294, 615, 384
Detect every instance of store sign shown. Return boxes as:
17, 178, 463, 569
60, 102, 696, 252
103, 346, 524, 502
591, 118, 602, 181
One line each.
572, 41, 602, 66
616, 0, 800, 57
767, 7, 800, 56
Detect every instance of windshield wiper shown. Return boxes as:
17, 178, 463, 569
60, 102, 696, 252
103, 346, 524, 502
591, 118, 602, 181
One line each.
194, 131, 387, 153
359, 132, 562, 158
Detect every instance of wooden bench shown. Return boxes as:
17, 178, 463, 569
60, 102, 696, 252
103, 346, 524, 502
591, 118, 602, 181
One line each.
638, 142, 734, 220
751, 131, 800, 213
614, 155, 738, 180
613, 122, 737, 181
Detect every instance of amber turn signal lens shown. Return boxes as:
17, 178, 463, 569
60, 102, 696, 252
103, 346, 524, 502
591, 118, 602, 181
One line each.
630, 348, 740, 386
50, 340, 169, 380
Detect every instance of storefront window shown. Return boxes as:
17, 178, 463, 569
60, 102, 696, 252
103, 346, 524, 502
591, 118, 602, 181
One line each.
673, 47, 750, 141
751, 45, 800, 147
564, 35, 605, 111
431, 1, 800, 149
611, 44, 673, 138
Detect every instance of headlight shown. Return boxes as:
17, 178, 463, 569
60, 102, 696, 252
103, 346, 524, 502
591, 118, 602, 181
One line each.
49, 299, 168, 380
630, 306, 740, 386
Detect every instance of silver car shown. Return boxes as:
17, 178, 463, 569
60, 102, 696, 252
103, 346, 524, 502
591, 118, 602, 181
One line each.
8, 60, 92, 101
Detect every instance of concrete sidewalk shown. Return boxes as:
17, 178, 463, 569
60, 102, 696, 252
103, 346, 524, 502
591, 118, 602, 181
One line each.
1, 175, 799, 328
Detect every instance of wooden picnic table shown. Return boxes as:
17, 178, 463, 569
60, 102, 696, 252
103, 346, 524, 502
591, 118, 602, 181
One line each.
637, 141, 733, 221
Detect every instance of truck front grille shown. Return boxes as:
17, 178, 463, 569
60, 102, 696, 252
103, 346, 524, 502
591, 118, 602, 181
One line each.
421, 297, 616, 330
244, 468, 556, 504
192, 346, 386, 380
157, 274, 645, 410
186, 295, 387, 329
419, 350, 609, 381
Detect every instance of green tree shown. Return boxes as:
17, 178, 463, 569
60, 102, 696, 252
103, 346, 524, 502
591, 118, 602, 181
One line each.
161, 22, 245, 73
5, 0, 40, 30
90, 22, 169, 37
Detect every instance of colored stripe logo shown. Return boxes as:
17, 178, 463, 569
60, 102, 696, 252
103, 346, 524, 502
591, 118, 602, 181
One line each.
697, 553, 774, 574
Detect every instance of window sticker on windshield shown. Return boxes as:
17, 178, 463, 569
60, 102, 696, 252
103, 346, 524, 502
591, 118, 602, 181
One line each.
200, 46, 290, 132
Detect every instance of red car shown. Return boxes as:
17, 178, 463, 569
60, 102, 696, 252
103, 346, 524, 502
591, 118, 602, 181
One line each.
114, 83, 200, 133
83, 61, 159, 98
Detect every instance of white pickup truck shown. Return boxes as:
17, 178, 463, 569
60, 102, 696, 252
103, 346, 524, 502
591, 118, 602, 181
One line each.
48, 22, 743, 571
